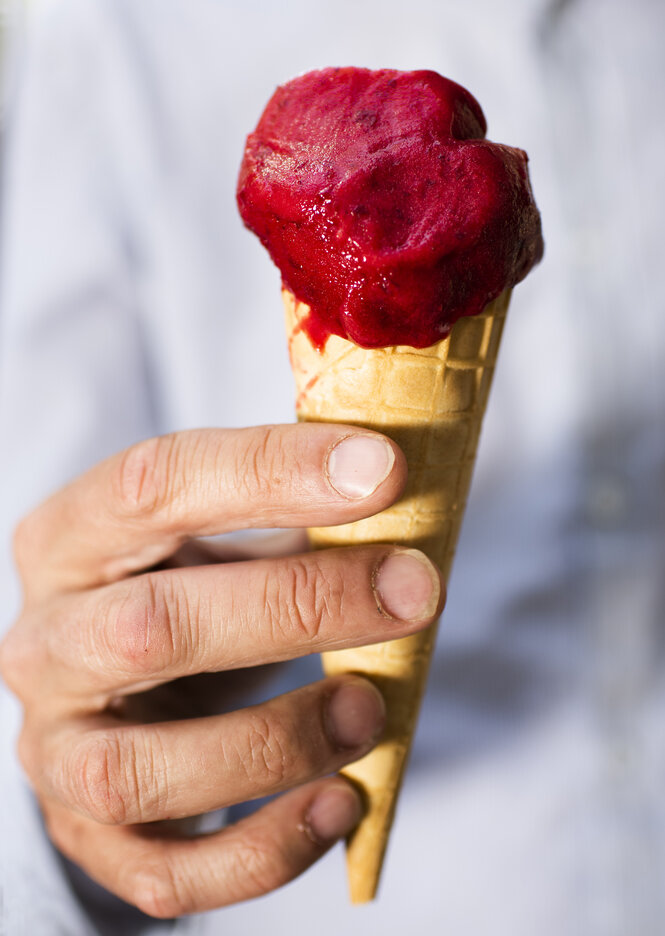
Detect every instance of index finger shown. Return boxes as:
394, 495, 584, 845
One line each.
15, 425, 406, 601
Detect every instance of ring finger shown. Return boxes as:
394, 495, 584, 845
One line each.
34, 676, 385, 826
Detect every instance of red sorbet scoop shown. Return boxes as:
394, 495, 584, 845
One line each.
237, 67, 543, 349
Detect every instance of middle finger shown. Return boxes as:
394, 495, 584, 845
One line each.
26, 546, 443, 698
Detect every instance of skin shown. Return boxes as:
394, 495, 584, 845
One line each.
0, 424, 444, 919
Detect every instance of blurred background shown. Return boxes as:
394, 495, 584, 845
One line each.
1, 1, 665, 934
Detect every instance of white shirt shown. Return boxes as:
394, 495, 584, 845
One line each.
2, 0, 665, 933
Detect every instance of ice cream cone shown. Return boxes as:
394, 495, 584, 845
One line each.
284, 286, 511, 904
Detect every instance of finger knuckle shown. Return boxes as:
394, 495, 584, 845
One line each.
236, 842, 281, 894
130, 858, 190, 919
235, 426, 289, 505
232, 836, 284, 896
244, 712, 291, 788
109, 574, 185, 676
66, 735, 134, 825
269, 558, 344, 644
115, 435, 180, 521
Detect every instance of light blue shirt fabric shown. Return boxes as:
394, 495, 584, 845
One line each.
1, 0, 665, 933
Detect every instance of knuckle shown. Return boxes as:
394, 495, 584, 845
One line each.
244, 712, 291, 788
65, 735, 134, 825
114, 435, 180, 521
235, 426, 288, 504
109, 574, 184, 676
232, 837, 284, 896
130, 858, 189, 919
269, 557, 344, 644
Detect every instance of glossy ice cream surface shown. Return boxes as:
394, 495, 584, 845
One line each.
238, 67, 543, 349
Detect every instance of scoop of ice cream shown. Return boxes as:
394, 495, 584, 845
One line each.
237, 67, 543, 349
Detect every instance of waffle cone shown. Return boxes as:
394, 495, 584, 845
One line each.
284, 288, 510, 903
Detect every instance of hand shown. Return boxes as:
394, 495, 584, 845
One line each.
0, 425, 443, 918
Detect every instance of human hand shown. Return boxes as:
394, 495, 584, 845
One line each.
0, 425, 443, 917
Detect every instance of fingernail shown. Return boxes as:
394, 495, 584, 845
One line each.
304, 784, 363, 844
373, 549, 441, 622
326, 679, 385, 749
326, 435, 395, 499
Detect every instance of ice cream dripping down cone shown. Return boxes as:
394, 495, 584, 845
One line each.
284, 286, 511, 903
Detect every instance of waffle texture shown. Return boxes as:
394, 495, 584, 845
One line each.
284, 288, 510, 903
